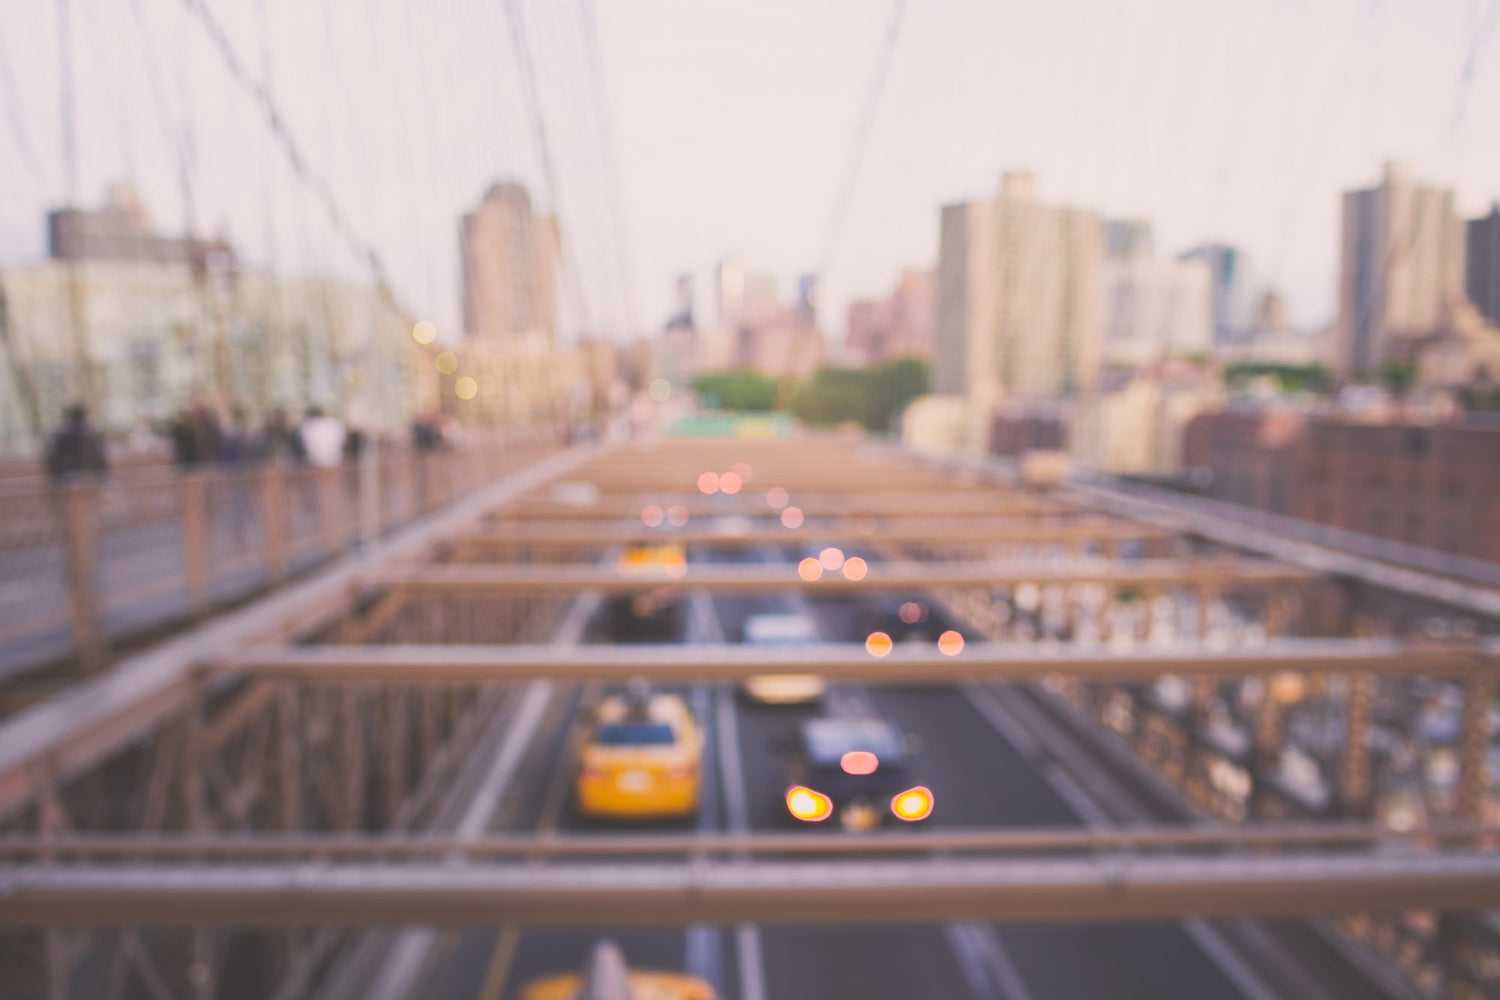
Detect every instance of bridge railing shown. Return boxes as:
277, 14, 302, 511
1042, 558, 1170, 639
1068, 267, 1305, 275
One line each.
0, 429, 561, 680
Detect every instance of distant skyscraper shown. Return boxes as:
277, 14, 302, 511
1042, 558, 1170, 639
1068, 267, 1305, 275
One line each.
1468, 203, 1500, 328
1103, 219, 1154, 261
460, 182, 559, 345
1179, 242, 1243, 342
1335, 161, 1466, 377
714, 257, 777, 329
666, 272, 695, 331
795, 273, 819, 324
1101, 256, 1213, 366
846, 270, 936, 365
934, 172, 1102, 406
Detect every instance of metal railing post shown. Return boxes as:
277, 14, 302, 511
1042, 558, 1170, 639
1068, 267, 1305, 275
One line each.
182, 472, 210, 616
58, 480, 103, 668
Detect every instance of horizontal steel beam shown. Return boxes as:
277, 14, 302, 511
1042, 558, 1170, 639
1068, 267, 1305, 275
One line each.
456, 518, 1171, 550
366, 558, 1311, 594
2, 821, 1495, 861
222, 637, 1500, 684
6, 851, 1500, 927
497, 491, 1074, 518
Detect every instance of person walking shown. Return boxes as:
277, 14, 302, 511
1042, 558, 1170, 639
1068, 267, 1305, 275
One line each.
45, 404, 109, 482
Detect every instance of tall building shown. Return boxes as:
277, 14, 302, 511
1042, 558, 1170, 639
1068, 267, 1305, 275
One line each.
1179, 242, 1245, 342
714, 257, 778, 330
933, 172, 1102, 420
1468, 203, 1500, 328
1335, 162, 1466, 378
665, 272, 695, 331
795, 273, 819, 325
1103, 219, 1154, 261
845, 269, 935, 365
460, 182, 559, 347
1100, 256, 1213, 366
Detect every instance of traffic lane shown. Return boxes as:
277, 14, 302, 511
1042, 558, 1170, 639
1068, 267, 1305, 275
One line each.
426, 594, 713, 1000
734, 581, 1251, 1000
757, 925, 979, 1000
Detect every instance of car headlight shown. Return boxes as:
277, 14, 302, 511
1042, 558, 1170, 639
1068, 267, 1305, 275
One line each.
891, 785, 934, 821
785, 785, 833, 822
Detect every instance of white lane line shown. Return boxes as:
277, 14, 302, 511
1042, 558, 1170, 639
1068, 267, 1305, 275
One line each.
710, 627, 767, 1000
943, 923, 1038, 1000
961, 688, 1278, 1000
366, 590, 601, 1000
684, 682, 722, 990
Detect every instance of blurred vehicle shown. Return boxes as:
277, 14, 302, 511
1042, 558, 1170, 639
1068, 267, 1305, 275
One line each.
607, 540, 688, 641
1019, 449, 1070, 488
741, 611, 825, 705
576, 684, 702, 821
515, 939, 717, 1000
856, 595, 950, 643
781, 715, 931, 831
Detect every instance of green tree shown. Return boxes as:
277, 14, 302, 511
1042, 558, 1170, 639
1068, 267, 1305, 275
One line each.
1376, 359, 1417, 395
692, 369, 781, 411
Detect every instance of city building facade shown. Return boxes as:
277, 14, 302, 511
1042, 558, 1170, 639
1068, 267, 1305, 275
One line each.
1468, 202, 1500, 329
1182, 408, 1500, 563
460, 182, 559, 346
932, 172, 1102, 450
1335, 162, 1467, 378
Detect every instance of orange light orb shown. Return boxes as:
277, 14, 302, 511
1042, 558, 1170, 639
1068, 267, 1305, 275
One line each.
842, 557, 868, 581
865, 631, 893, 657
937, 630, 965, 656
697, 472, 720, 494
797, 557, 824, 582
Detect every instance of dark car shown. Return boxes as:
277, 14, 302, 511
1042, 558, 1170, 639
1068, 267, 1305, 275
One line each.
781, 716, 932, 831
855, 595, 952, 643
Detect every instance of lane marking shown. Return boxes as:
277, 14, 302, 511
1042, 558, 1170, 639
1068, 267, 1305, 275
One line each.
475, 925, 522, 1000
943, 922, 1037, 1000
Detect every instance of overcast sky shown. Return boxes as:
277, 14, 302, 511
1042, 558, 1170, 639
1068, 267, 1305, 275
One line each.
2, 0, 1499, 346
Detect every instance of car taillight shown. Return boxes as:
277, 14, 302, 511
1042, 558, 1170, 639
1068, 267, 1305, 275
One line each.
785, 785, 833, 822
891, 785, 934, 821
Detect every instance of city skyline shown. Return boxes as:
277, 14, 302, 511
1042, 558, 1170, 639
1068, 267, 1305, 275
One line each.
2, 0, 1500, 346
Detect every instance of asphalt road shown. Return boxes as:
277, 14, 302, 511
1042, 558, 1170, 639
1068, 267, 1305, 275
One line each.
414, 538, 1272, 1000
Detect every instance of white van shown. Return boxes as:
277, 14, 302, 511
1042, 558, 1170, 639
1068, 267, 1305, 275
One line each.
742, 612, 825, 705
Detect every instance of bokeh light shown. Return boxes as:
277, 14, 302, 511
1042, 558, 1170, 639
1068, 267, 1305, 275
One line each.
435, 351, 459, 375
842, 557, 868, 581
719, 471, 743, 494
797, 557, 823, 581
865, 631, 893, 657
698, 471, 720, 494
898, 601, 928, 624
647, 378, 672, 402
454, 376, 478, 400
731, 461, 753, 483
412, 320, 437, 344
937, 630, 965, 656
666, 504, 689, 527
891, 786, 934, 821
781, 506, 804, 529
819, 546, 845, 571
641, 505, 664, 527
766, 487, 790, 510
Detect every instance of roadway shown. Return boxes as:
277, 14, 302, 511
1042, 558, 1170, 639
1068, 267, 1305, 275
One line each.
415, 539, 1268, 1000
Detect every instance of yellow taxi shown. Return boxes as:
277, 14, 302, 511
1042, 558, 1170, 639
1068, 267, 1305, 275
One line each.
608, 542, 688, 641
617, 541, 687, 579
516, 940, 717, 1000
575, 685, 702, 821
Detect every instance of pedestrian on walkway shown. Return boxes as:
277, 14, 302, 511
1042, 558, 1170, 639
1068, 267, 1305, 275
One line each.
298, 407, 347, 468
44, 404, 109, 482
